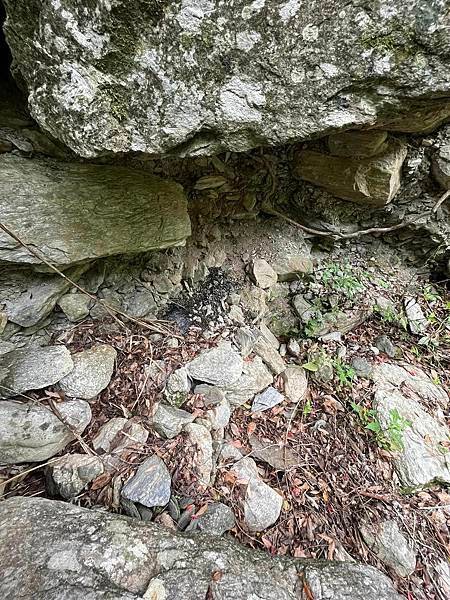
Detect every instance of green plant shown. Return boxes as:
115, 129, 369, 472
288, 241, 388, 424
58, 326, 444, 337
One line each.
333, 359, 355, 387
374, 304, 408, 331
350, 403, 411, 451
386, 409, 411, 451
321, 262, 365, 299
303, 398, 312, 416
351, 402, 382, 435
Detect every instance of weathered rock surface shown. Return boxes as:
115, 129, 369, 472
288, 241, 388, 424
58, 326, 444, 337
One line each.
59, 344, 116, 399
0, 155, 190, 265
46, 453, 104, 499
244, 477, 283, 532
253, 336, 285, 375
0, 497, 402, 599
164, 366, 191, 407
432, 127, 450, 189
121, 455, 171, 508
0, 345, 73, 398
328, 130, 389, 158
151, 403, 194, 439
184, 422, 214, 485
194, 502, 235, 536
57, 292, 93, 322
295, 140, 407, 206
92, 417, 149, 459
222, 356, 273, 407
0, 399, 91, 464
187, 342, 243, 387
281, 366, 308, 403
250, 259, 278, 289
360, 520, 416, 578
252, 386, 284, 413
3, 1, 450, 158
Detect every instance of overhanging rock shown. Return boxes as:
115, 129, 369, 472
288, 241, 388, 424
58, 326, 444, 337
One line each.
0, 497, 403, 600
3, 0, 450, 158
0, 155, 191, 266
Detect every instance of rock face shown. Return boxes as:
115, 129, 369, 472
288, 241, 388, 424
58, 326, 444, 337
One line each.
0, 399, 91, 464
46, 453, 104, 499
3, 1, 450, 158
0, 155, 190, 265
0, 497, 402, 600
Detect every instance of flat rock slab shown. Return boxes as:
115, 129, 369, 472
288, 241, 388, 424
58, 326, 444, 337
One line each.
252, 386, 284, 412
121, 455, 171, 508
0, 345, 73, 398
151, 403, 194, 439
223, 356, 273, 407
46, 453, 104, 499
185, 422, 214, 486
4, 1, 450, 158
281, 366, 308, 403
59, 344, 116, 399
244, 478, 283, 532
187, 342, 243, 387
360, 520, 416, 578
0, 399, 91, 464
0, 155, 190, 266
249, 435, 300, 471
0, 497, 402, 600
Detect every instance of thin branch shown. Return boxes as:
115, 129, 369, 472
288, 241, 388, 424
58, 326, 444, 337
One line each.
432, 189, 450, 214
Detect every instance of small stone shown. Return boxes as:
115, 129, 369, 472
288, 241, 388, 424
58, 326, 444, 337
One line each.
253, 336, 285, 375
57, 292, 93, 322
223, 356, 273, 407
121, 455, 171, 508
228, 305, 246, 324
320, 331, 343, 343
164, 367, 191, 407
59, 344, 116, 399
375, 335, 397, 358
272, 254, 314, 281
249, 435, 299, 470
0, 345, 74, 398
230, 456, 260, 483
234, 327, 260, 358
259, 322, 280, 349
292, 294, 315, 323
404, 297, 427, 335
351, 357, 373, 378
360, 520, 416, 577
219, 442, 244, 464
92, 418, 149, 457
166, 337, 179, 349
205, 398, 231, 430
328, 130, 389, 158
194, 384, 226, 406
250, 259, 278, 289
244, 478, 283, 532
184, 422, 214, 485
152, 404, 194, 438
47, 453, 103, 499
0, 399, 91, 464
187, 342, 243, 387
252, 386, 284, 412
281, 366, 308, 403
287, 338, 301, 357
195, 502, 235, 536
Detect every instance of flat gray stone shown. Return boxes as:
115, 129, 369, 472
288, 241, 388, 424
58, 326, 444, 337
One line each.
194, 384, 226, 406
47, 453, 104, 499
121, 455, 171, 508
249, 435, 300, 471
234, 327, 261, 358
404, 296, 428, 335
281, 366, 308, 403
0, 399, 91, 464
152, 404, 194, 439
252, 386, 284, 413
253, 336, 285, 376
59, 344, 116, 399
0, 497, 402, 600
250, 259, 277, 289
222, 356, 273, 407
184, 422, 213, 486
0, 345, 74, 398
0, 155, 190, 266
57, 293, 93, 322
360, 520, 416, 577
375, 335, 397, 358
272, 254, 314, 281
205, 398, 231, 430
244, 478, 283, 532
187, 342, 243, 387
195, 502, 235, 536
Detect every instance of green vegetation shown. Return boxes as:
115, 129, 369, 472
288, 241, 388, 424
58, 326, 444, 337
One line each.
321, 262, 365, 299
333, 359, 355, 388
351, 402, 411, 451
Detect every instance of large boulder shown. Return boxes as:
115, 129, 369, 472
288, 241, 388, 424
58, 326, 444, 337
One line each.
0, 155, 190, 266
0, 497, 402, 599
3, 1, 450, 158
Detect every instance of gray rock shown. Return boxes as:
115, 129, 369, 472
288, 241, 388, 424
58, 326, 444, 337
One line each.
234, 326, 260, 358
432, 131, 450, 189
244, 478, 283, 532
252, 386, 284, 412
404, 296, 428, 335
250, 259, 278, 289
0, 497, 402, 600
360, 520, 416, 577
0, 155, 190, 266
0, 399, 91, 464
352, 357, 374, 378
46, 453, 104, 499
259, 322, 280, 350
287, 338, 301, 357
205, 398, 231, 430
249, 435, 299, 471
195, 502, 235, 536
292, 294, 315, 323
375, 335, 397, 358
165, 366, 191, 407
92, 417, 148, 465
0, 345, 73, 398
4, 0, 450, 159
121, 455, 171, 508
295, 140, 407, 206
328, 130, 389, 158
194, 384, 226, 406
57, 293, 93, 322
0, 265, 88, 328
271, 254, 314, 281
187, 342, 243, 387
59, 344, 116, 400
223, 356, 273, 407
184, 422, 214, 485
152, 404, 194, 439
253, 336, 285, 375
281, 366, 308, 403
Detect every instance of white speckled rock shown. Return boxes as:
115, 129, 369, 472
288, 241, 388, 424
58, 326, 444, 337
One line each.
360, 520, 416, 578
252, 386, 284, 412
184, 422, 214, 485
187, 342, 243, 387
3, 1, 450, 158
46, 453, 104, 499
0, 399, 91, 464
244, 478, 283, 532
281, 366, 308, 403
151, 403, 194, 438
59, 344, 116, 399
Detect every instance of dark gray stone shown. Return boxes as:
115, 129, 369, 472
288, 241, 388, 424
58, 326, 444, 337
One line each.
121, 455, 171, 508
195, 502, 235, 536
